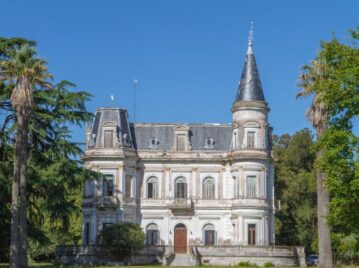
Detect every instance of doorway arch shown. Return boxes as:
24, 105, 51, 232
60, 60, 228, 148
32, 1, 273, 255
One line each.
174, 223, 187, 253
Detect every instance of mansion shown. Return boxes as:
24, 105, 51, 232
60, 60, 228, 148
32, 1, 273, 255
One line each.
81, 31, 276, 254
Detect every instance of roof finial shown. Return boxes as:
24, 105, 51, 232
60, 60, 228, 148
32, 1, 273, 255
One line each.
247, 21, 254, 54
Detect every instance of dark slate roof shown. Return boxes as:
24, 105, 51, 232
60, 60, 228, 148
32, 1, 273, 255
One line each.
131, 123, 232, 151
235, 52, 265, 102
88, 108, 135, 149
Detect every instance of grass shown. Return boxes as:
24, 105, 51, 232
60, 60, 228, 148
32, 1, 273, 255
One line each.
1, 264, 359, 268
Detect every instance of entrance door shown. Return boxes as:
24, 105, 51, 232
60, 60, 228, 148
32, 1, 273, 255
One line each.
174, 224, 187, 253
248, 224, 256, 245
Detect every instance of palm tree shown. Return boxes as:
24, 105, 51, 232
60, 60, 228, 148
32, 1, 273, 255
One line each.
0, 44, 52, 268
297, 60, 333, 268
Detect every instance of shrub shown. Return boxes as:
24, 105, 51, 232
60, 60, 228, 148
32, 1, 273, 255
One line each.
97, 222, 145, 258
237, 261, 259, 267
263, 262, 275, 267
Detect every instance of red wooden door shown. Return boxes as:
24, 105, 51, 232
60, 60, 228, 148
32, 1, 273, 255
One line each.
248, 224, 256, 245
174, 226, 187, 253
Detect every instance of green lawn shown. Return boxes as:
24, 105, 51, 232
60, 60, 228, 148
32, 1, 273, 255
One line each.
1, 264, 359, 268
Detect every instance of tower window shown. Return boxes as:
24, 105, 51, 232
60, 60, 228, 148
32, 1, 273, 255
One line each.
248, 224, 256, 245
104, 130, 114, 148
102, 174, 114, 196
246, 175, 257, 198
247, 131, 255, 148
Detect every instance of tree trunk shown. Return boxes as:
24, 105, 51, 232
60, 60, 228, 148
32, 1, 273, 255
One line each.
19, 117, 29, 268
317, 149, 333, 268
9, 114, 25, 268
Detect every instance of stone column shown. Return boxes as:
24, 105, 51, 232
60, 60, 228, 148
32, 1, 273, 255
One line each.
118, 164, 124, 197
162, 168, 166, 199
238, 167, 244, 197
238, 215, 244, 245
218, 169, 224, 199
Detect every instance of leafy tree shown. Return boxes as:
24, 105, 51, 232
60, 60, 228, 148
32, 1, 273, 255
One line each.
0, 37, 97, 262
274, 129, 317, 253
297, 26, 359, 268
0, 41, 52, 268
97, 222, 145, 259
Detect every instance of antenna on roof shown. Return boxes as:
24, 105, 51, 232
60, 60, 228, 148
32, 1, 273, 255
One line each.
247, 21, 254, 55
133, 79, 138, 123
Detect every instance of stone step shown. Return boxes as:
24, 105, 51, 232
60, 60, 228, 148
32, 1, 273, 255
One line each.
169, 253, 197, 266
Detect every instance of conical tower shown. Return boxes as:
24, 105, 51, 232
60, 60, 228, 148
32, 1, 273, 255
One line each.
231, 22, 270, 151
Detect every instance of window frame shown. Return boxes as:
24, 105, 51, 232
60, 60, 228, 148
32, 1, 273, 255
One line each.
147, 176, 159, 199
174, 177, 187, 199
146, 223, 160, 245
202, 177, 215, 199
246, 175, 257, 198
202, 224, 216, 246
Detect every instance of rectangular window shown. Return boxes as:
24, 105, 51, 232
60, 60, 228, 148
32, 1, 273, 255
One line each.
84, 222, 90, 245
125, 175, 132, 198
246, 176, 256, 198
247, 131, 255, 148
204, 230, 216, 246
248, 224, 256, 245
147, 182, 158, 198
146, 230, 159, 245
175, 183, 187, 199
103, 175, 114, 196
176, 134, 186, 151
104, 130, 114, 148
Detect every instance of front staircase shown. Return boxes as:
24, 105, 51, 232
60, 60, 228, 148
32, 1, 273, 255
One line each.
168, 253, 197, 266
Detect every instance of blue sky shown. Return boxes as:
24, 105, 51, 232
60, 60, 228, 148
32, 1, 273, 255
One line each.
1, 0, 358, 142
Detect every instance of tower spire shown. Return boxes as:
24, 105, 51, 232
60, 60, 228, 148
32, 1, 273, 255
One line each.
247, 21, 254, 55
234, 22, 265, 102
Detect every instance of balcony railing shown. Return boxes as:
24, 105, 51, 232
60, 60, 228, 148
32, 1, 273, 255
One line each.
83, 196, 120, 208
168, 198, 193, 211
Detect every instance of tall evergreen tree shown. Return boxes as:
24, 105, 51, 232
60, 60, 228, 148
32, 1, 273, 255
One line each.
297, 26, 359, 268
0, 37, 97, 264
0, 42, 52, 268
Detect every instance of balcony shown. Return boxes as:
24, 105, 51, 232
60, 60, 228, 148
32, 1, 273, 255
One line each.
82, 196, 120, 209
168, 198, 193, 214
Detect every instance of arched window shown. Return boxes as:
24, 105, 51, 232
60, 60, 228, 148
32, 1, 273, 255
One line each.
203, 224, 216, 246
202, 177, 215, 199
174, 177, 187, 199
147, 177, 159, 198
146, 223, 159, 245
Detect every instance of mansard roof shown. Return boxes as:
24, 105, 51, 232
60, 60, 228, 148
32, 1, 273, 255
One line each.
88, 108, 233, 151
132, 123, 232, 151
88, 107, 135, 149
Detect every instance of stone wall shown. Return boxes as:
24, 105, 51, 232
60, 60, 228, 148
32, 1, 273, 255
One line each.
193, 245, 306, 267
56, 245, 306, 267
55, 245, 166, 265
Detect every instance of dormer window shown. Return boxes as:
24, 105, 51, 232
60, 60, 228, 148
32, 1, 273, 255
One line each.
149, 137, 160, 149
173, 126, 191, 152
104, 130, 114, 148
176, 134, 186, 151
204, 137, 215, 149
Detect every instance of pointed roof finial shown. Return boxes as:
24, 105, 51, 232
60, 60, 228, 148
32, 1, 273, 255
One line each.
247, 21, 254, 54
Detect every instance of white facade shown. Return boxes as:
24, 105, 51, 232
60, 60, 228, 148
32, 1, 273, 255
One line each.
81, 39, 276, 251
